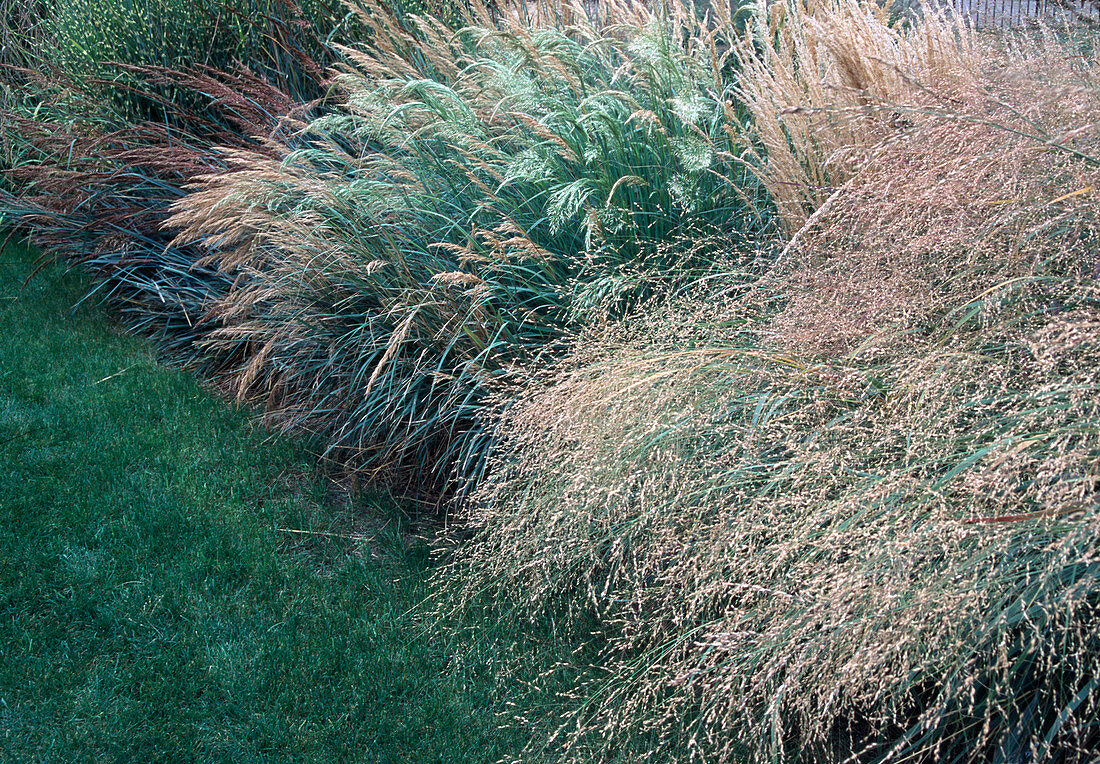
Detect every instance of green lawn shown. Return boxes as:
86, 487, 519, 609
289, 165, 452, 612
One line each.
0, 242, 563, 762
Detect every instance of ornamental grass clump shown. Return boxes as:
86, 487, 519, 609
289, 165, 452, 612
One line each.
0, 0, 344, 323
441, 17, 1100, 762
165, 0, 774, 492
0, 19, 331, 363
0, 0, 47, 71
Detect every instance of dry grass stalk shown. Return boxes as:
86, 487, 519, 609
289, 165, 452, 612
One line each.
734, 0, 980, 232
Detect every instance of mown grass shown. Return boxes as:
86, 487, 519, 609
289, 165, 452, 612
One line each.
0, 240, 572, 762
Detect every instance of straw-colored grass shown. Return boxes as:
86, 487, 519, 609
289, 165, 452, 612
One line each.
734, 0, 981, 232
441, 20, 1100, 762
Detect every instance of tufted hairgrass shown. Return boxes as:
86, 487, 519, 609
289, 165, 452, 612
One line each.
440, 15, 1100, 763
